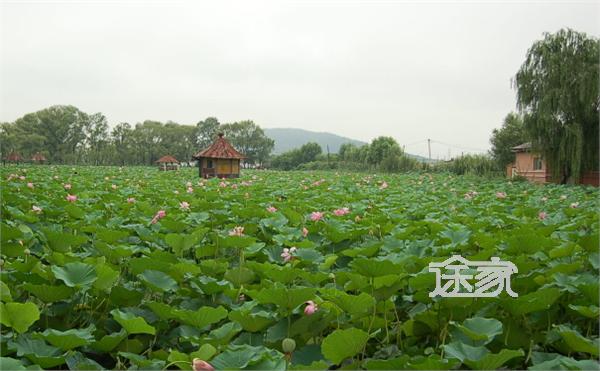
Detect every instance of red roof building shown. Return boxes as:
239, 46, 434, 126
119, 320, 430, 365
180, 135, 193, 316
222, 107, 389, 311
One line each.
192, 133, 245, 178
31, 152, 47, 163
156, 155, 179, 171
5, 152, 22, 163
506, 143, 598, 186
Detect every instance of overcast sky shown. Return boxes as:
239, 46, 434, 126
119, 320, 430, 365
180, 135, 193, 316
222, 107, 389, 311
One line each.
1, 1, 598, 158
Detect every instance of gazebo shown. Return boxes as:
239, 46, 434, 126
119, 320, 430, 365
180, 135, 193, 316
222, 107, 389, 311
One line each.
31, 152, 47, 164
4, 152, 22, 164
192, 133, 245, 178
156, 155, 180, 171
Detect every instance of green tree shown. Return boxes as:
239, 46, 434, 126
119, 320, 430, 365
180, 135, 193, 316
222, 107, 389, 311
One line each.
514, 28, 599, 183
221, 120, 274, 167
367, 136, 401, 165
196, 117, 221, 149
490, 112, 526, 168
299, 142, 322, 163
111, 122, 134, 165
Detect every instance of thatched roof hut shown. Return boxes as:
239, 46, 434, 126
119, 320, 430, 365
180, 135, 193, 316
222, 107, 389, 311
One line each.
31, 152, 47, 163
5, 152, 22, 163
192, 133, 246, 178
156, 155, 179, 171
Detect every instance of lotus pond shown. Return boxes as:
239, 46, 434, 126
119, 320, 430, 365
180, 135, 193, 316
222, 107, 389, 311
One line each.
0, 166, 598, 370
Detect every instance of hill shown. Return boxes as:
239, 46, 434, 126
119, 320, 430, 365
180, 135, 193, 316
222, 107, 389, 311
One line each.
264, 128, 367, 154
264, 128, 437, 163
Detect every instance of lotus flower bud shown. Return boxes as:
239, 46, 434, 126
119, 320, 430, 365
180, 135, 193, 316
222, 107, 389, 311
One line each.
282, 338, 296, 353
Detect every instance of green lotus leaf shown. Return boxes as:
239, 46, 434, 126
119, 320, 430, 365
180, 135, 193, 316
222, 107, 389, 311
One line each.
0, 302, 40, 333
350, 258, 402, 277
37, 325, 96, 350
51, 262, 97, 289
321, 328, 369, 365
464, 348, 524, 369
138, 270, 178, 292
111, 309, 156, 335
22, 283, 74, 303
91, 329, 127, 352
249, 285, 316, 313
173, 306, 228, 330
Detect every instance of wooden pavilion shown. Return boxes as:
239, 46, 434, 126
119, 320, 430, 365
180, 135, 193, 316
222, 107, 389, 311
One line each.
4, 152, 23, 164
31, 152, 47, 164
192, 133, 245, 178
156, 155, 180, 171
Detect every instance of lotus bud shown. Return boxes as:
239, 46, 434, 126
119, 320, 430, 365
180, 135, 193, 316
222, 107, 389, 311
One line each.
282, 338, 296, 353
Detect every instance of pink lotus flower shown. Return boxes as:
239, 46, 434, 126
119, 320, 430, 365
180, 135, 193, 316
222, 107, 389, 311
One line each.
541, 196, 548, 202
111, 184, 117, 190
179, 201, 190, 210
66, 194, 77, 202
186, 181, 193, 187
192, 359, 215, 371
174, 190, 179, 195
333, 207, 350, 216
464, 190, 478, 200
570, 202, 579, 208
538, 211, 547, 220
127, 197, 136, 203
19, 176, 25, 180
187, 187, 194, 194
27, 182, 34, 189
302, 227, 309, 237
53, 175, 59, 180
64, 183, 72, 190
281, 247, 297, 263
380, 181, 388, 189
496, 192, 506, 199
304, 300, 318, 316
32, 205, 42, 213
310, 211, 324, 221
229, 226, 244, 236
267, 206, 277, 213
151, 210, 166, 224
219, 181, 227, 188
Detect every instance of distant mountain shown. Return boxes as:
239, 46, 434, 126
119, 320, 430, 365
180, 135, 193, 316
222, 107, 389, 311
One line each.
264, 128, 367, 154
263, 128, 437, 163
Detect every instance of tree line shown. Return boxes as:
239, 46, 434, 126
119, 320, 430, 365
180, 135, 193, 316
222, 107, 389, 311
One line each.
270, 136, 424, 172
0, 106, 274, 167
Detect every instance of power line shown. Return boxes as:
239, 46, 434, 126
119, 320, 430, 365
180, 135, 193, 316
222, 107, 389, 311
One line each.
402, 139, 428, 148
429, 139, 488, 153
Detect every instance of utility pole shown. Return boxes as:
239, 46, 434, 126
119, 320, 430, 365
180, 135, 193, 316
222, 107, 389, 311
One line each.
327, 144, 330, 167
427, 139, 431, 160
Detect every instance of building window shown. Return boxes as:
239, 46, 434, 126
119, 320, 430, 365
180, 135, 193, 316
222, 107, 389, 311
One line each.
207, 159, 214, 168
533, 157, 543, 170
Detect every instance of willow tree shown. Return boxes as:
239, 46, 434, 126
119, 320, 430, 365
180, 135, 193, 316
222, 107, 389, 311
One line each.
514, 29, 599, 184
